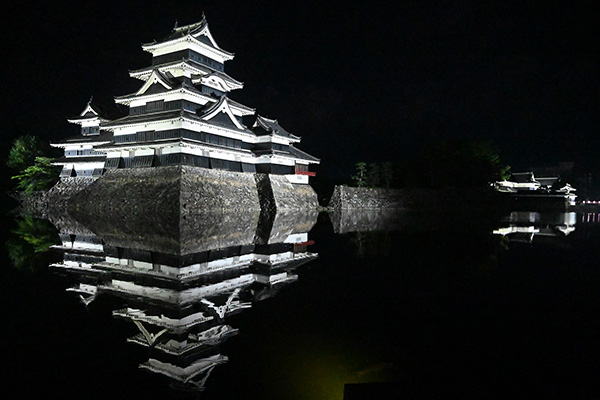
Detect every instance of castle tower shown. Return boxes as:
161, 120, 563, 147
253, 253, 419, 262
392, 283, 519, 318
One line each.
88, 16, 319, 184
51, 98, 111, 177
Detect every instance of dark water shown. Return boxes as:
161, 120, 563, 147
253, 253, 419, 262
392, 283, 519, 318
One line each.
1, 208, 599, 399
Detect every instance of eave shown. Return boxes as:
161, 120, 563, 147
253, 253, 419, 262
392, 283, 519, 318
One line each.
253, 115, 301, 142
101, 110, 257, 140
67, 116, 108, 125
227, 98, 255, 116
52, 156, 107, 165
260, 152, 320, 165
142, 35, 234, 62
114, 85, 218, 106
129, 59, 210, 80
96, 139, 255, 157
191, 70, 243, 91
130, 59, 243, 90
51, 140, 112, 148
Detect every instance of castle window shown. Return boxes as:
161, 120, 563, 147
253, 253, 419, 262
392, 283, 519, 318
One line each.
146, 100, 164, 113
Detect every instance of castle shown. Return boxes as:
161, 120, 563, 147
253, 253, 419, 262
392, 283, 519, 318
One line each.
50, 15, 320, 212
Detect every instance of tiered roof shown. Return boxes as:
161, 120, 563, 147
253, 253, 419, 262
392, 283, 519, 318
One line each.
253, 115, 301, 142
130, 59, 243, 90
67, 99, 108, 125
141, 15, 234, 62
53, 98, 113, 148
61, 14, 319, 173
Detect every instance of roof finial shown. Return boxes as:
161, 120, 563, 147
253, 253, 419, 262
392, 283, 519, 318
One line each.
173, 19, 178, 30
201, 12, 207, 24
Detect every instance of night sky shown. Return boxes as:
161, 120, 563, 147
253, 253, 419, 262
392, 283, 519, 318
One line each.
3, 0, 599, 182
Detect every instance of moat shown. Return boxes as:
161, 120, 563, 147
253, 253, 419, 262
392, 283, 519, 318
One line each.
2, 207, 599, 399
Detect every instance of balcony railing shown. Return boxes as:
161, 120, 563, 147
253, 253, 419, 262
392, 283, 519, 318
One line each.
295, 170, 316, 176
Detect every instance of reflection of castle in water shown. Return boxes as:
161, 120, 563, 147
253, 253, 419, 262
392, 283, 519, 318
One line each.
49, 211, 318, 392
493, 212, 577, 243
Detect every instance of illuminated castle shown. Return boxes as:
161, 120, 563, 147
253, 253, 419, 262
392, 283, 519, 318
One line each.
53, 15, 319, 185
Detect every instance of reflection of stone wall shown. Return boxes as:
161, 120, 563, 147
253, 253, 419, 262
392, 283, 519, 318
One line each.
328, 185, 504, 234
60, 167, 263, 254
38, 167, 319, 254
329, 209, 406, 233
266, 210, 319, 244
329, 208, 450, 234
86, 210, 261, 255
179, 211, 260, 255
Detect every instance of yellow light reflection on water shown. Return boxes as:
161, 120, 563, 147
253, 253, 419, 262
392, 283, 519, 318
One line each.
279, 343, 394, 400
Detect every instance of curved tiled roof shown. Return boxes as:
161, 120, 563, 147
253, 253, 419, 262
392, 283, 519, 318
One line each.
142, 15, 234, 57
252, 115, 300, 141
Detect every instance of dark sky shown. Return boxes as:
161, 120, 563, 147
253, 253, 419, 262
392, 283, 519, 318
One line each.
3, 0, 599, 181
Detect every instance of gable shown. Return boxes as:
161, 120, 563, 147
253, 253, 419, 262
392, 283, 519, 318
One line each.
208, 110, 241, 128
193, 24, 220, 49
143, 82, 172, 96
202, 74, 229, 92
136, 70, 174, 96
201, 97, 246, 130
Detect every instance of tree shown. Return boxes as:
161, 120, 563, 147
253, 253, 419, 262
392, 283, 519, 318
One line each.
7, 135, 60, 194
7, 135, 44, 172
414, 139, 510, 188
367, 163, 382, 188
351, 162, 368, 187
11, 157, 60, 194
6, 215, 60, 271
380, 161, 394, 188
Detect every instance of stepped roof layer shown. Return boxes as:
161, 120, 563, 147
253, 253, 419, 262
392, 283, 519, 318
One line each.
114, 70, 252, 114
252, 145, 320, 163
130, 59, 243, 88
51, 131, 113, 147
93, 139, 253, 157
253, 115, 300, 141
101, 105, 255, 135
67, 97, 124, 123
53, 155, 106, 164
142, 16, 234, 60
67, 99, 104, 122
101, 110, 184, 127
287, 145, 320, 162
58, 15, 319, 168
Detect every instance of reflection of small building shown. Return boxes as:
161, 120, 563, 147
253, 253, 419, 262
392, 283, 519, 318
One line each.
493, 211, 577, 243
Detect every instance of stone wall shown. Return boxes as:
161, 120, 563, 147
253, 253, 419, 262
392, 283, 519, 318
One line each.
328, 185, 412, 210
181, 167, 261, 214
18, 167, 320, 227
70, 166, 181, 218
328, 185, 498, 211
267, 174, 319, 210
15, 177, 98, 218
